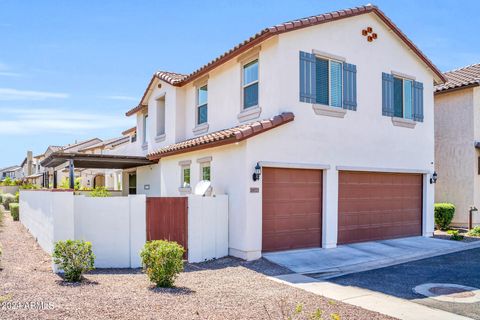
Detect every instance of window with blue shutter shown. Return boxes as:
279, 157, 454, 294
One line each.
316, 58, 329, 105
385, 74, 419, 121
413, 81, 424, 122
343, 63, 357, 110
299, 51, 357, 111
299, 51, 316, 103
382, 73, 394, 116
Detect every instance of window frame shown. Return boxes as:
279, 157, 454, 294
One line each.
241, 58, 259, 110
155, 95, 166, 137
393, 76, 414, 120
196, 84, 208, 125
200, 162, 211, 181
315, 56, 344, 108
142, 113, 149, 145
181, 165, 191, 188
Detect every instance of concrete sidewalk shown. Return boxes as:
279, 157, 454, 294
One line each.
270, 274, 472, 320
263, 236, 480, 278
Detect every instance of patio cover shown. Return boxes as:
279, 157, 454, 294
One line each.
40, 152, 155, 169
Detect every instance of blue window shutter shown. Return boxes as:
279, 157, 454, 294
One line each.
393, 77, 404, 117
299, 51, 316, 103
382, 72, 394, 116
343, 63, 357, 110
413, 81, 424, 122
315, 58, 329, 105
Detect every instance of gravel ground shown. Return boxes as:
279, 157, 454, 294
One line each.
434, 228, 480, 243
0, 210, 393, 320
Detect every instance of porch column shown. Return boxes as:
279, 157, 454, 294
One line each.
45, 171, 50, 188
41, 172, 45, 188
69, 160, 75, 189
53, 171, 57, 189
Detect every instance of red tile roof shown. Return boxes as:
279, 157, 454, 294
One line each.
435, 63, 480, 93
147, 112, 294, 160
127, 4, 445, 117
122, 126, 137, 135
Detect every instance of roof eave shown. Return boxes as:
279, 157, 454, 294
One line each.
435, 82, 480, 95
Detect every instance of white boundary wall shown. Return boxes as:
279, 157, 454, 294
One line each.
20, 191, 146, 268
187, 195, 229, 263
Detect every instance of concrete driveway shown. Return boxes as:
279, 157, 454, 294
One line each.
328, 248, 480, 319
263, 236, 480, 276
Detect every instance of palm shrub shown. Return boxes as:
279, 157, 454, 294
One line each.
140, 240, 185, 288
52, 240, 95, 282
89, 186, 110, 197
467, 226, 480, 237
434, 203, 455, 230
9, 203, 19, 221
2, 194, 15, 210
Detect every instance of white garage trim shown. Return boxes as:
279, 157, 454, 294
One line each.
259, 161, 330, 170
336, 165, 431, 174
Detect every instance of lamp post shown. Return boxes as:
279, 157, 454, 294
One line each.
469, 206, 478, 230
69, 159, 75, 190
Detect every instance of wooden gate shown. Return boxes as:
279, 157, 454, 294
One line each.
146, 197, 188, 252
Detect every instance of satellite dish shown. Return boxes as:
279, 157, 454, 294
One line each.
194, 180, 212, 196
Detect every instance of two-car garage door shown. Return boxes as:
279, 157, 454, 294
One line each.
262, 168, 422, 252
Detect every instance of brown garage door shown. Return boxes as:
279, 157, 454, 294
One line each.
338, 171, 422, 244
262, 167, 322, 252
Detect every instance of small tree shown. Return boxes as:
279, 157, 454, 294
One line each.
53, 240, 95, 282
140, 240, 184, 287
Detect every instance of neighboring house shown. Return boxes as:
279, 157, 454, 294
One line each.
77, 136, 130, 189
434, 63, 480, 227
0, 165, 23, 181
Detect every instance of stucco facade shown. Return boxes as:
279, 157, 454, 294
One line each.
125, 10, 440, 260
435, 86, 480, 226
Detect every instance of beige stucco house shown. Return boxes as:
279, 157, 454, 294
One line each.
435, 63, 480, 227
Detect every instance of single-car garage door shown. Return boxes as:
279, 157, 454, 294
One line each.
338, 171, 422, 244
262, 167, 322, 252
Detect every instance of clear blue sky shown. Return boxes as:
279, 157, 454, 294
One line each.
0, 0, 478, 168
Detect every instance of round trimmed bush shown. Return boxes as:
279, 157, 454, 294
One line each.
53, 240, 95, 282
434, 203, 455, 230
140, 240, 185, 288
2, 193, 15, 210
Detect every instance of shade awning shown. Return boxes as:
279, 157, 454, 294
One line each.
40, 152, 155, 169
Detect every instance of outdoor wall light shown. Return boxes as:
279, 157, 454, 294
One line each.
430, 171, 438, 184
252, 163, 261, 181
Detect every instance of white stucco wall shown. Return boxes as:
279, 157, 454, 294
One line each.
434, 88, 476, 226
20, 191, 146, 269
136, 12, 438, 259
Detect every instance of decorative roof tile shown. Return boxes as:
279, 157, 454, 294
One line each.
147, 112, 294, 160
435, 63, 480, 93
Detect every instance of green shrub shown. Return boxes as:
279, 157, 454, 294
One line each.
14, 192, 19, 203
449, 230, 464, 241
3, 177, 12, 186
434, 203, 455, 230
52, 240, 95, 282
1, 194, 15, 210
20, 183, 38, 190
140, 240, 185, 287
9, 203, 19, 221
0, 193, 3, 205
467, 226, 480, 237
89, 186, 110, 197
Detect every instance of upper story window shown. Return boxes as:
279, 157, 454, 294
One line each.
156, 96, 166, 136
143, 114, 148, 144
299, 51, 357, 113
316, 57, 343, 108
242, 59, 259, 109
382, 72, 423, 125
181, 165, 191, 188
197, 85, 208, 125
393, 77, 413, 119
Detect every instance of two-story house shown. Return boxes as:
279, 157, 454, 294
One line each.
435, 63, 480, 227
124, 4, 445, 260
